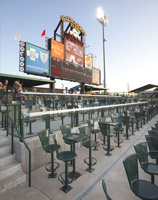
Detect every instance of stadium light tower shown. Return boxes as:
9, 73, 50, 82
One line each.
96, 7, 108, 94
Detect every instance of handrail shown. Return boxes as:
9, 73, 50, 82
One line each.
23, 92, 122, 98
5, 111, 31, 187
24, 102, 148, 118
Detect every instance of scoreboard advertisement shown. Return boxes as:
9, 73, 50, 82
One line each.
25, 43, 50, 77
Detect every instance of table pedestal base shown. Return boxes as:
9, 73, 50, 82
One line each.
68, 171, 82, 181
60, 185, 72, 193
85, 167, 95, 173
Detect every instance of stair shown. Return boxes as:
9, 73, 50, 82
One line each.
0, 134, 26, 194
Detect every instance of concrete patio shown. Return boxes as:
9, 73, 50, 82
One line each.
0, 115, 158, 200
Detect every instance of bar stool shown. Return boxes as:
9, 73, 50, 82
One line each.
87, 119, 100, 151
38, 129, 60, 178
99, 122, 114, 156
112, 116, 124, 147
79, 126, 98, 172
53, 136, 77, 193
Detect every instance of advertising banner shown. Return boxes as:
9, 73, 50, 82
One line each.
50, 39, 64, 60
85, 55, 92, 69
92, 68, 101, 85
26, 43, 50, 76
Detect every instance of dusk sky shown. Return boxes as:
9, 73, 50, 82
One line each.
1, 0, 158, 92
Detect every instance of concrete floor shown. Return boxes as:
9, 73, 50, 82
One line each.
0, 115, 158, 200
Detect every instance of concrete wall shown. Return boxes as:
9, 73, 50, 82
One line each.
13, 126, 91, 174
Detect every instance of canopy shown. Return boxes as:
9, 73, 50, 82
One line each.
70, 84, 107, 92
0, 73, 55, 88
129, 84, 158, 93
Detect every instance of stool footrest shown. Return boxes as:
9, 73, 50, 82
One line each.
58, 172, 73, 185
103, 146, 114, 151
114, 139, 123, 144
45, 161, 60, 173
84, 157, 97, 166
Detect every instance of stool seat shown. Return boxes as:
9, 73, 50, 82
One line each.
24, 118, 36, 123
148, 151, 158, 160
57, 151, 77, 162
44, 144, 60, 153
83, 141, 98, 148
82, 139, 98, 173
91, 129, 100, 134
114, 126, 124, 132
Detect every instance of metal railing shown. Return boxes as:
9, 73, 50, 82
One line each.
5, 111, 31, 187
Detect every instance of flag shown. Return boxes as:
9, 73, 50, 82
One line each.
14, 32, 20, 40
41, 30, 46, 37
91, 53, 93, 58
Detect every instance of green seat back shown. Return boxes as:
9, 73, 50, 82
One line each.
53, 135, 59, 157
25, 100, 33, 109
98, 122, 108, 136
102, 179, 112, 200
44, 99, 51, 108
87, 119, 94, 128
38, 129, 49, 149
134, 142, 148, 165
60, 124, 71, 136
79, 126, 91, 136
148, 130, 158, 136
123, 154, 138, 189
98, 117, 106, 123
145, 135, 158, 151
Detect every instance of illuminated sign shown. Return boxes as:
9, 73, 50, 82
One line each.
25, 43, 50, 77
85, 55, 92, 69
50, 39, 64, 60
70, 29, 80, 40
64, 32, 83, 46
19, 41, 26, 72
60, 15, 86, 36
92, 68, 101, 85
65, 39, 84, 67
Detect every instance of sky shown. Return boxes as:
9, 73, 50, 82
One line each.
0, 0, 158, 93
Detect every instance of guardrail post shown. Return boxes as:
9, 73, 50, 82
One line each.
45, 115, 50, 131
19, 106, 24, 142
29, 151, 31, 187
11, 123, 14, 154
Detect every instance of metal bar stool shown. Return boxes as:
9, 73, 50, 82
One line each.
87, 119, 100, 151
38, 129, 60, 178
79, 126, 98, 172
53, 136, 77, 193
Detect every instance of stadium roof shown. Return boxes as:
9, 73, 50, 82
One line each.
129, 84, 158, 93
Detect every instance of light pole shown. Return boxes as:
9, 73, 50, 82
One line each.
96, 7, 108, 94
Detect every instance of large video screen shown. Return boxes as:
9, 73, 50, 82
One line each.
25, 43, 50, 76
65, 39, 84, 67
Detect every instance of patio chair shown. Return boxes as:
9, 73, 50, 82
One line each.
134, 142, 158, 184
145, 135, 158, 164
102, 179, 112, 200
148, 130, 158, 136
123, 153, 158, 200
